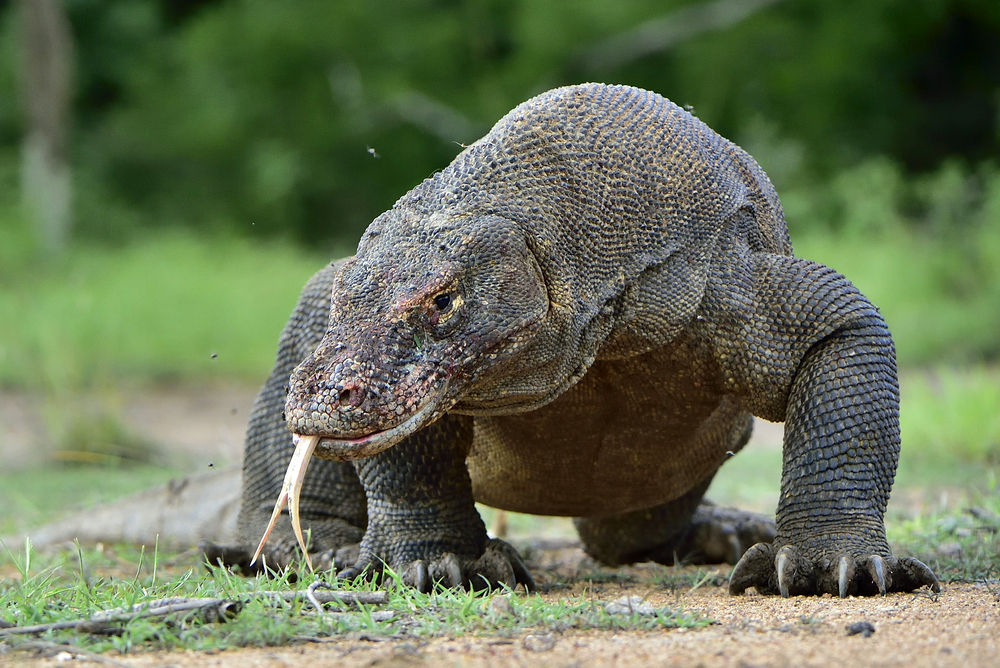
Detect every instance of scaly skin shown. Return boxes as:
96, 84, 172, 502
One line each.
207, 84, 938, 597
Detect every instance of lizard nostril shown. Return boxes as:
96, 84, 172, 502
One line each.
338, 384, 364, 408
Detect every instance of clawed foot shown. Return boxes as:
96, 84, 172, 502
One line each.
729, 542, 940, 597
337, 538, 535, 593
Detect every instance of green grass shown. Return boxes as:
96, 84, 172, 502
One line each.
898, 367, 1000, 469
1, 488, 995, 656
0, 231, 339, 389
0, 542, 709, 655
888, 489, 1000, 585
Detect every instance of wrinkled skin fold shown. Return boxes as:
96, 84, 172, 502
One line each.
225, 84, 938, 598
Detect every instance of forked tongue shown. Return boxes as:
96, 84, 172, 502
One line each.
250, 434, 321, 570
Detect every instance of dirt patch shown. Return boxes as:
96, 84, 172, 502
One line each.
7, 581, 996, 668
0, 383, 256, 471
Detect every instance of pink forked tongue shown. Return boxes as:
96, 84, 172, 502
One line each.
250, 434, 320, 570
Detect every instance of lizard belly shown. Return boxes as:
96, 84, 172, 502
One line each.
467, 343, 751, 516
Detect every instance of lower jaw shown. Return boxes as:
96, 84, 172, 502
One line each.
311, 433, 395, 461
294, 390, 449, 461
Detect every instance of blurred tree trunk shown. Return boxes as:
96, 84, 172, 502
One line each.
19, 0, 74, 255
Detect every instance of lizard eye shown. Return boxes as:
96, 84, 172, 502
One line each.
433, 293, 452, 312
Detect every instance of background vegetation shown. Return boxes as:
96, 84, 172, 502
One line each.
0, 0, 997, 529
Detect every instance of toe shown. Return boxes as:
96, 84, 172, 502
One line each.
335, 543, 361, 571
201, 541, 295, 576
200, 541, 249, 572
729, 542, 775, 595
465, 539, 533, 592
402, 560, 431, 592
836, 555, 856, 598
774, 546, 815, 597
498, 540, 537, 592
429, 553, 464, 589
337, 556, 377, 583
776, 548, 792, 597
892, 556, 941, 593
311, 549, 336, 573
862, 554, 888, 595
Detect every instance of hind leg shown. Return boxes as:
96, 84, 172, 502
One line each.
574, 413, 774, 567
574, 475, 775, 567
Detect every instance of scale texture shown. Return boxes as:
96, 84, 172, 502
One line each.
205, 84, 938, 597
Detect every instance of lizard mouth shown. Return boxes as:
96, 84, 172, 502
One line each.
250, 395, 445, 570
310, 397, 441, 461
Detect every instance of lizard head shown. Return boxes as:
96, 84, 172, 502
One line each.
252, 209, 550, 567
284, 210, 548, 461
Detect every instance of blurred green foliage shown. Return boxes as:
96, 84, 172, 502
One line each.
0, 0, 997, 378
790, 159, 1000, 362
900, 367, 1000, 466
0, 232, 333, 388
1, 0, 999, 245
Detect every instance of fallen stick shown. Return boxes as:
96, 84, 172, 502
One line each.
265, 590, 389, 606
0, 597, 239, 637
0, 590, 390, 637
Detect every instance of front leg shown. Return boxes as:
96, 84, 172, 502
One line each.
338, 412, 533, 592
700, 252, 939, 597
731, 318, 939, 596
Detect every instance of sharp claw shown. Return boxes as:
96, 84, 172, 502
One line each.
488, 539, 535, 592
729, 542, 773, 595
777, 551, 791, 598
415, 560, 430, 593
838, 555, 851, 599
897, 557, 942, 594
443, 553, 463, 589
869, 555, 887, 596
511, 553, 536, 592
251, 434, 321, 569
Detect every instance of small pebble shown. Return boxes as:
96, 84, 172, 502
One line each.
489, 595, 513, 616
605, 595, 656, 616
846, 621, 876, 638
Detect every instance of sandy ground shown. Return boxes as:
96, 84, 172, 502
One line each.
5, 578, 996, 668
4, 539, 998, 668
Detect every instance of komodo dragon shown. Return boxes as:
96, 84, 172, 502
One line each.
203, 83, 940, 598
